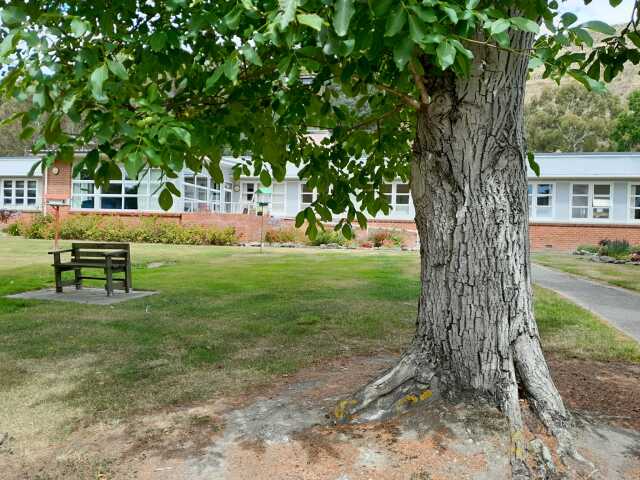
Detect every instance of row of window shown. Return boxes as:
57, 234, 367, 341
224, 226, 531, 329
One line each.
528, 182, 640, 221
1, 179, 38, 207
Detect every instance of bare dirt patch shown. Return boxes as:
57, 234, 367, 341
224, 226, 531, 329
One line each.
2, 354, 640, 479
548, 355, 640, 431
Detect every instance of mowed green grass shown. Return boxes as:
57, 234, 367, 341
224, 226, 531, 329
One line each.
0, 236, 638, 427
533, 251, 640, 293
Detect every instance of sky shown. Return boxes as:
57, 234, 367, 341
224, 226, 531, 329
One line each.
560, 0, 636, 25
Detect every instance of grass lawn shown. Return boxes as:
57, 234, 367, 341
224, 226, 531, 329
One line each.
1, 237, 639, 439
532, 251, 640, 293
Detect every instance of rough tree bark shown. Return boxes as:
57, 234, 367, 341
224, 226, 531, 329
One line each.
336, 30, 576, 479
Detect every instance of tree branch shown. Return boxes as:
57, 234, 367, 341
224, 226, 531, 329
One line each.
375, 84, 420, 110
409, 60, 430, 106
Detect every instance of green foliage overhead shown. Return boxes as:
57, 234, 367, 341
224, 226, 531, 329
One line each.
0, 1, 638, 235
612, 90, 640, 151
525, 83, 622, 153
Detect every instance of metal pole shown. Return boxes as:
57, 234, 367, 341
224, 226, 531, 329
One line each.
260, 206, 264, 254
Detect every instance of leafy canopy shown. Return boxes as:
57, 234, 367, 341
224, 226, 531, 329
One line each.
613, 90, 640, 150
0, 0, 638, 236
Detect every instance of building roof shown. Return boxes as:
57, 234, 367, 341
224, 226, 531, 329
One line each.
0, 157, 43, 177
530, 153, 640, 179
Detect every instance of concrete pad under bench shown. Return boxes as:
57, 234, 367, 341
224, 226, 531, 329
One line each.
6, 288, 157, 305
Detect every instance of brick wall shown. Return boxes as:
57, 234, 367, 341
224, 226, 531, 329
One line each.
181, 212, 267, 242
45, 160, 73, 216
530, 223, 640, 251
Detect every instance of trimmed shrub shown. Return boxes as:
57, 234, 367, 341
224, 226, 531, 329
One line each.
5, 222, 22, 236
7, 214, 238, 246
310, 229, 348, 246
264, 227, 302, 244
598, 239, 630, 259
368, 229, 406, 248
576, 244, 599, 254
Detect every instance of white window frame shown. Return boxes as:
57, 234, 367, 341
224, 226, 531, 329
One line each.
382, 181, 412, 216
270, 182, 286, 215
183, 173, 222, 213
300, 182, 318, 208
71, 168, 163, 212
1, 178, 39, 210
629, 182, 640, 223
240, 181, 257, 213
527, 182, 555, 221
569, 182, 614, 221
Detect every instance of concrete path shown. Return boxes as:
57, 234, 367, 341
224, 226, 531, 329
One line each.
532, 264, 640, 343
6, 287, 157, 305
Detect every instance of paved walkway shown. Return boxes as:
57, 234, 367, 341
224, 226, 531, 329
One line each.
532, 264, 640, 343
7, 287, 157, 305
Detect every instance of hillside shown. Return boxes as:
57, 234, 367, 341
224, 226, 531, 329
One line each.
526, 25, 640, 102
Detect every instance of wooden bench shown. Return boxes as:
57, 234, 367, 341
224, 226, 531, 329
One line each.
49, 242, 132, 296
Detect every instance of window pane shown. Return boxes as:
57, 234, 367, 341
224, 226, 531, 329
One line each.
572, 207, 588, 218
594, 185, 610, 196
28, 181, 36, 189
382, 184, 392, 193
635, 197, 640, 208
124, 197, 138, 210
3, 180, 11, 189
185, 185, 195, 199
536, 196, 550, 207
124, 183, 139, 195
82, 197, 95, 209
396, 195, 410, 205
397, 183, 410, 194
15, 198, 24, 205
573, 184, 588, 195
633, 185, 640, 196
15, 181, 24, 189
101, 197, 122, 209
537, 184, 552, 195
196, 177, 208, 188
572, 196, 588, 207
593, 197, 610, 208
593, 208, 609, 219
184, 175, 195, 185
197, 188, 207, 201
103, 183, 122, 195
634, 209, 640, 220
302, 193, 314, 203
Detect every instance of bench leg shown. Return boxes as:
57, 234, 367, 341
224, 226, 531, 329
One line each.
74, 268, 82, 290
54, 268, 63, 293
105, 261, 113, 296
125, 261, 132, 293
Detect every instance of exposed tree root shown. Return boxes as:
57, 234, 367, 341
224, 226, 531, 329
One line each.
332, 343, 595, 480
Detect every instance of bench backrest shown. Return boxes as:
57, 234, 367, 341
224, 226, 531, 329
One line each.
71, 242, 130, 262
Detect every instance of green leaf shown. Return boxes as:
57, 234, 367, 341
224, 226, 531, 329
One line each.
159, 188, 174, 211
279, 0, 300, 30
241, 45, 262, 66
333, 0, 355, 37
572, 27, 594, 47
222, 57, 240, 82
393, 35, 414, 70
440, 6, 458, 24
224, 6, 243, 30
510, 17, 539, 34
171, 126, 192, 147
207, 161, 225, 184
89, 64, 109, 102
71, 18, 91, 37
205, 66, 224, 89
295, 210, 306, 228
560, 12, 578, 27
259, 170, 272, 187
385, 6, 407, 37
436, 41, 456, 70
369, 0, 393, 17
408, 15, 427, 43
581, 20, 616, 36
149, 32, 167, 51
490, 19, 510, 36
107, 58, 129, 80
409, 5, 437, 23
297, 13, 324, 31
0, 32, 16, 58
527, 152, 540, 177
124, 151, 144, 180
356, 211, 367, 230
1, 7, 26, 27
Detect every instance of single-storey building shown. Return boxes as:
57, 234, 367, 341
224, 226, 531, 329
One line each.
1, 152, 640, 250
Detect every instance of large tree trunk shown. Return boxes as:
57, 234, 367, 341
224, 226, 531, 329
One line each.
336, 31, 576, 478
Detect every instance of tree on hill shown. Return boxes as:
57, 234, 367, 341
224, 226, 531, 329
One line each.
612, 89, 640, 151
525, 83, 622, 152
2, 1, 639, 477
0, 99, 33, 155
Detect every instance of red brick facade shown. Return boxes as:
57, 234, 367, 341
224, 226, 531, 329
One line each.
8, 159, 639, 251
530, 223, 640, 251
